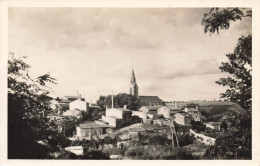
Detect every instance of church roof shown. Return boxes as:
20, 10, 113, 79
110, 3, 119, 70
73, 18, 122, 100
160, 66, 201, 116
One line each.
139, 96, 163, 103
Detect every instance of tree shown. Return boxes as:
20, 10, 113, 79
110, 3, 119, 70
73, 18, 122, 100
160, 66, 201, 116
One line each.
8, 53, 68, 158
216, 35, 252, 110
202, 8, 251, 35
204, 112, 251, 159
97, 93, 141, 110
201, 8, 252, 159
202, 8, 252, 110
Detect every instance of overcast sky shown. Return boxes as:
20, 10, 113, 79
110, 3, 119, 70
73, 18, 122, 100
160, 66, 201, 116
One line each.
8, 8, 252, 102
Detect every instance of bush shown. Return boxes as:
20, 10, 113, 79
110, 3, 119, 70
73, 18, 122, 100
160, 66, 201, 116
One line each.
81, 150, 110, 159
124, 146, 195, 160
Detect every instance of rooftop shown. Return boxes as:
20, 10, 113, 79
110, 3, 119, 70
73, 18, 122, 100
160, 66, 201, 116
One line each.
162, 105, 182, 110
207, 122, 223, 126
79, 121, 114, 129
139, 96, 163, 103
63, 109, 82, 116
140, 106, 162, 110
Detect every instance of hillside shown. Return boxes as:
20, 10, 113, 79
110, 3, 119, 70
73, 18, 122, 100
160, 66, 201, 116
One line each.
178, 101, 245, 121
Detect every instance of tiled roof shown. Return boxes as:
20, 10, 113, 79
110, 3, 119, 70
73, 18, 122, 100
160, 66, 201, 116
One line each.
140, 106, 162, 110
139, 96, 162, 103
207, 122, 222, 126
116, 108, 133, 112
79, 121, 114, 129
63, 109, 81, 116
164, 105, 182, 110
59, 99, 71, 103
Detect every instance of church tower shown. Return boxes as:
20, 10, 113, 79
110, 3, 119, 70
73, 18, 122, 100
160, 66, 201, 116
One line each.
130, 68, 138, 97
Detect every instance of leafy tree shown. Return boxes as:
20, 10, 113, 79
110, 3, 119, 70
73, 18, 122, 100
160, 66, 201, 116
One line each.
202, 8, 252, 110
186, 103, 199, 108
216, 35, 252, 110
204, 112, 251, 159
97, 93, 141, 110
8, 53, 68, 158
202, 8, 251, 35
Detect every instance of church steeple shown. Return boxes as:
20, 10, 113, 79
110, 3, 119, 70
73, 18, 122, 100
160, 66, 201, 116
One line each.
131, 69, 136, 84
130, 67, 138, 97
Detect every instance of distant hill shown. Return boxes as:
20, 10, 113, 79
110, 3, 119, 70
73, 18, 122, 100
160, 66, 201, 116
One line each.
178, 101, 245, 121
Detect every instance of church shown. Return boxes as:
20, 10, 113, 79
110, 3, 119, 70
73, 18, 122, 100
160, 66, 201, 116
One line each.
129, 68, 163, 106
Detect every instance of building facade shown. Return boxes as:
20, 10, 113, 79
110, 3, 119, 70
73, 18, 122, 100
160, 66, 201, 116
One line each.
157, 106, 182, 118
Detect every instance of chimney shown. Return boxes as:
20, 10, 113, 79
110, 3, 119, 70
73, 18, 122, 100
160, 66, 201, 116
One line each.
124, 105, 127, 109
196, 105, 199, 110
174, 101, 178, 107
78, 94, 81, 100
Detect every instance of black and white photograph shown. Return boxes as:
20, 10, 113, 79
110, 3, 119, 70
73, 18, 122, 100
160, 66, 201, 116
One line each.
0, 1, 260, 164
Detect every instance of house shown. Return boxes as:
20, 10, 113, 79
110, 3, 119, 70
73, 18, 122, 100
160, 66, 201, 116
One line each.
174, 112, 192, 126
139, 96, 163, 106
101, 106, 133, 128
139, 106, 162, 115
69, 96, 89, 113
184, 107, 201, 121
157, 106, 182, 118
206, 122, 223, 131
132, 111, 147, 122
76, 121, 114, 139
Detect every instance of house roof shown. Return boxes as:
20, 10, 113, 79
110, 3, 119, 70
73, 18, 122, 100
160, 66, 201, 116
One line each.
59, 99, 71, 103
139, 96, 162, 103
115, 108, 133, 112
140, 106, 162, 111
162, 105, 182, 110
207, 122, 222, 126
63, 109, 81, 116
174, 112, 188, 117
79, 121, 114, 129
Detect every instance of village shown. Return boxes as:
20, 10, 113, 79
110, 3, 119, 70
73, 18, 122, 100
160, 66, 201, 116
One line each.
46, 68, 237, 158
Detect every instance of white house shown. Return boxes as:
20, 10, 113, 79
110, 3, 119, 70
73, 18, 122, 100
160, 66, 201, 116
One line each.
69, 97, 89, 113
157, 106, 182, 118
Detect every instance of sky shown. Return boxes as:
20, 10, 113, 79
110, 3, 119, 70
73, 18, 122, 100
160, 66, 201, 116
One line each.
8, 8, 252, 102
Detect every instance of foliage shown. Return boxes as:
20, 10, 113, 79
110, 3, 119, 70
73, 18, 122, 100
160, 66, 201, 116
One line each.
190, 120, 206, 132
124, 146, 194, 160
8, 53, 69, 158
177, 133, 195, 147
202, 8, 252, 110
81, 150, 110, 159
203, 112, 251, 159
216, 35, 252, 110
55, 150, 79, 159
202, 8, 251, 34
62, 117, 77, 137
186, 103, 199, 108
97, 93, 141, 110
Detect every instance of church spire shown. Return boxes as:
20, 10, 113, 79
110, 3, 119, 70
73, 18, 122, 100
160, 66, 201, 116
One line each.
130, 66, 138, 97
131, 68, 136, 84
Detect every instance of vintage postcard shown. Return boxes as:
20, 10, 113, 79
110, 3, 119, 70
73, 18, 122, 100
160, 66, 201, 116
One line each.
0, 0, 259, 166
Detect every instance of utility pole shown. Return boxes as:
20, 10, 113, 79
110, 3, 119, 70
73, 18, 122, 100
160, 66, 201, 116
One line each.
172, 119, 179, 148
